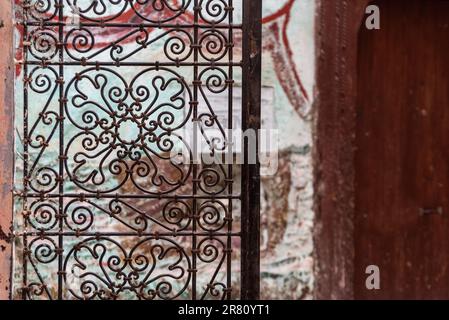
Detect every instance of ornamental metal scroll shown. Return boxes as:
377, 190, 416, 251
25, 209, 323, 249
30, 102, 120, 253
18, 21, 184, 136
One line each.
13, 0, 261, 300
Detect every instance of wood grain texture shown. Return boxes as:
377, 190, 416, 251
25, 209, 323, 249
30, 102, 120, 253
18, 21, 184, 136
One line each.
355, 0, 449, 299
314, 0, 370, 300
0, 0, 14, 301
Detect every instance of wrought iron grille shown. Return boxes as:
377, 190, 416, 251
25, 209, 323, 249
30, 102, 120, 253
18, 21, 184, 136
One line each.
14, 0, 261, 300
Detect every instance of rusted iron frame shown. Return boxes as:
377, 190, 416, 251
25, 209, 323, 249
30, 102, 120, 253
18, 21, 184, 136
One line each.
226, 0, 234, 301
241, 0, 262, 300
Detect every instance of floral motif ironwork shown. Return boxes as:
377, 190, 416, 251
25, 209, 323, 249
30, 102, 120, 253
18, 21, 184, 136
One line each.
16, 0, 250, 300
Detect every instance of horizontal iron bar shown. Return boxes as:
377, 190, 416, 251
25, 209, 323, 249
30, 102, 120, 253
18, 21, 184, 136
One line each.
23, 21, 243, 29
19, 231, 242, 237
22, 61, 243, 67
24, 193, 242, 200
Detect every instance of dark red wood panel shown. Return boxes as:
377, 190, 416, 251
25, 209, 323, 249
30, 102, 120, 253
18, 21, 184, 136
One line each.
355, 0, 449, 299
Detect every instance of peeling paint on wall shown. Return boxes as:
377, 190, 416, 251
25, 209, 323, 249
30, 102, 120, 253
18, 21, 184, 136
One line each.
11, 0, 316, 299
259, 0, 315, 300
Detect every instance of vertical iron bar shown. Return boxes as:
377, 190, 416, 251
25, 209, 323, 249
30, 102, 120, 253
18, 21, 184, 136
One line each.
57, 0, 64, 300
226, 0, 234, 301
241, 0, 262, 300
192, 0, 199, 301
22, 3, 29, 301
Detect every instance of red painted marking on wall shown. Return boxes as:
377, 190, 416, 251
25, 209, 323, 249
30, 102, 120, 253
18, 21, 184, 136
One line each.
262, 0, 295, 24
14, 0, 311, 116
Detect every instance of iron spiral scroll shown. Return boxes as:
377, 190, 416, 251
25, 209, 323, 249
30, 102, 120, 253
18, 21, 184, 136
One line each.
15, 0, 262, 300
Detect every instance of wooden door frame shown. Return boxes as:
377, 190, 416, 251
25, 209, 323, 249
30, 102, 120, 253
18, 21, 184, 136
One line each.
313, 0, 371, 300
0, 0, 14, 300
0, 0, 14, 301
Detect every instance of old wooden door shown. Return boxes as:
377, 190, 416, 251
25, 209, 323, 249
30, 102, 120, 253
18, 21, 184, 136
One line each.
355, 0, 449, 299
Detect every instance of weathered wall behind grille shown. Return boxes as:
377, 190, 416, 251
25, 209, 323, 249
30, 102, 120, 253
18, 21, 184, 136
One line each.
10, 0, 316, 299
259, 0, 315, 300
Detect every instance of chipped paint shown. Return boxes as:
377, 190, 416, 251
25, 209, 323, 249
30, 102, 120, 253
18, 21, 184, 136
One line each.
259, 0, 315, 299
9, 0, 316, 299
0, 0, 14, 300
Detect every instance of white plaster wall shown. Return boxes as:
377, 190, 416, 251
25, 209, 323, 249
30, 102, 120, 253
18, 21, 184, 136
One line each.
260, 0, 316, 299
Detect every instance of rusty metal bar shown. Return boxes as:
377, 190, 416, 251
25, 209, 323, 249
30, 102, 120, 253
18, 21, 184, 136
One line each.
22, 61, 243, 67
23, 22, 244, 29
226, 0, 234, 301
241, 0, 262, 300
192, 0, 199, 301
57, 0, 64, 300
